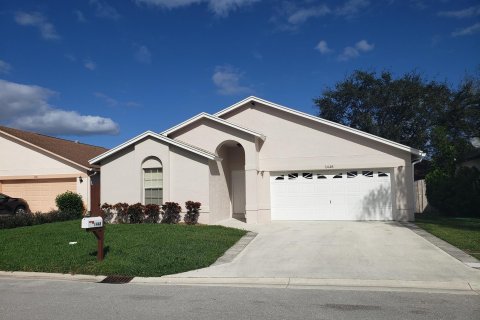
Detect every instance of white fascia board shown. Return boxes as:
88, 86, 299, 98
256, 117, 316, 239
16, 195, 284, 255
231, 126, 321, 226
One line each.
89, 131, 217, 165
214, 96, 425, 156
161, 112, 266, 140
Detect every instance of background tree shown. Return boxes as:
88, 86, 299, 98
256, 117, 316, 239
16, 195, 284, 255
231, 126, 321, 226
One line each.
314, 70, 451, 155
314, 70, 479, 163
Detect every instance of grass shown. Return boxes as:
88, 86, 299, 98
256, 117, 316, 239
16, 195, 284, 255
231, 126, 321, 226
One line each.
0, 220, 246, 277
415, 215, 480, 260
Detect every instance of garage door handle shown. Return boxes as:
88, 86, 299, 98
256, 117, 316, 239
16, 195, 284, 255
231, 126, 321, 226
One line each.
330, 200, 331, 204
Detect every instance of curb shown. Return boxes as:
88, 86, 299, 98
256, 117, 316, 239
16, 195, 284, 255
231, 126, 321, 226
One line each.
402, 222, 480, 268
0, 271, 105, 283
130, 276, 480, 294
1, 271, 478, 294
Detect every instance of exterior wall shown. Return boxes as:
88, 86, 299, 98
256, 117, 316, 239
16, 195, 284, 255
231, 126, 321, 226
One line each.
219, 103, 415, 222
0, 133, 85, 176
100, 137, 211, 222
170, 119, 259, 223
0, 133, 90, 211
169, 146, 210, 223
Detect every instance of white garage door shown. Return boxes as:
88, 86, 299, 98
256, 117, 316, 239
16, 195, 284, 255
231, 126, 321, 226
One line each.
270, 170, 393, 221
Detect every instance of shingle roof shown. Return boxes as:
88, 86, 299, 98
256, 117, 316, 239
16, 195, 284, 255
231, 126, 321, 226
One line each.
0, 126, 108, 169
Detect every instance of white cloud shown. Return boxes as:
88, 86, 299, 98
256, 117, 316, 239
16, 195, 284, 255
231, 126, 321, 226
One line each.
338, 39, 374, 61
273, 0, 369, 31
438, 5, 480, 18
315, 40, 333, 54
451, 22, 480, 37
0, 79, 118, 135
134, 45, 152, 64
212, 65, 253, 95
74, 10, 87, 22
336, 0, 370, 17
94, 92, 140, 108
355, 39, 374, 51
287, 5, 330, 24
90, 0, 121, 20
14, 11, 60, 40
134, 0, 259, 17
209, 0, 259, 17
84, 59, 96, 70
0, 60, 12, 74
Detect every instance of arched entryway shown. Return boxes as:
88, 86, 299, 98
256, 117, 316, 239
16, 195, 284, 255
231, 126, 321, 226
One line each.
216, 141, 246, 221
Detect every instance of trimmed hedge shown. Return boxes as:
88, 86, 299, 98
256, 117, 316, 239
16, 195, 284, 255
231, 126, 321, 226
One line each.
0, 210, 80, 229
100, 201, 201, 224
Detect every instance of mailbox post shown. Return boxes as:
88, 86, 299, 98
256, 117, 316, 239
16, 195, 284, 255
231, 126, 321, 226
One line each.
81, 217, 105, 261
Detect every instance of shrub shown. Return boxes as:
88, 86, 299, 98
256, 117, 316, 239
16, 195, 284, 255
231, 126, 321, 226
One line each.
128, 203, 145, 224
55, 191, 84, 218
113, 202, 129, 223
161, 202, 181, 224
426, 166, 480, 217
184, 201, 201, 225
100, 203, 114, 222
0, 210, 78, 229
144, 204, 161, 223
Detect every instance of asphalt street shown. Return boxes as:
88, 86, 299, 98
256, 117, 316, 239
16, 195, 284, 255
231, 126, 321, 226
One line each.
0, 278, 478, 320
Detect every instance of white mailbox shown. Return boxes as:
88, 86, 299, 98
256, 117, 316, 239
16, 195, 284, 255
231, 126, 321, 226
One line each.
81, 217, 103, 229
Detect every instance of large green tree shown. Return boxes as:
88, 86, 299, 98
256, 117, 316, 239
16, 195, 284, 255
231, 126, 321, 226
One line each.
313, 70, 451, 155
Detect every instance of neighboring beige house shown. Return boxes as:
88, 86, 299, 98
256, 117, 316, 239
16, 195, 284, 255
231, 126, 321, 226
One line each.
0, 126, 106, 213
90, 96, 425, 224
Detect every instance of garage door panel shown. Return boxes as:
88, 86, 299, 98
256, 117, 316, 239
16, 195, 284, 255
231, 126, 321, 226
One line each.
271, 169, 393, 221
1, 178, 77, 213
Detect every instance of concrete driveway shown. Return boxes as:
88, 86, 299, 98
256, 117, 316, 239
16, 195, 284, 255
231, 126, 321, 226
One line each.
174, 220, 480, 282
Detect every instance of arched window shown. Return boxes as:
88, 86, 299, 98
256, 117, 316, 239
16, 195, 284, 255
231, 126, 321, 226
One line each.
142, 158, 163, 205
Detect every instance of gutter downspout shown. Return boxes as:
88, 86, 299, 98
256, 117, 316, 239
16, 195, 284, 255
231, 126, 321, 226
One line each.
411, 152, 426, 217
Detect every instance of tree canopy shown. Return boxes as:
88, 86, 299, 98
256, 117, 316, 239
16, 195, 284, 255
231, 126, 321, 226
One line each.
314, 70, 480, 166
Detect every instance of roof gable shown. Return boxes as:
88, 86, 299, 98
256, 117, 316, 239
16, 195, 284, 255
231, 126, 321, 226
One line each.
89, 131, 218, 164
214, 96, 425, 157
161, 112, 266, 140
0, 126, 108, 169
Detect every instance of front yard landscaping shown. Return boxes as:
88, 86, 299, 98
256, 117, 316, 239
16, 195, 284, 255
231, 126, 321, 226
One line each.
0, 220, 246, 277
415, 215, 480, 260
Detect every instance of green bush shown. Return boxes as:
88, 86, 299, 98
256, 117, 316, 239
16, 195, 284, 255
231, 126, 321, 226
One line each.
426, 166, 480, 217
55, 191, 84, 218
0, 210, 77, 229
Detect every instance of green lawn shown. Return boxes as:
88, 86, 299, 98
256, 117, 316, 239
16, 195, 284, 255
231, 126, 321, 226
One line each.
415, 216, 480, 260
0, 220, 246, 277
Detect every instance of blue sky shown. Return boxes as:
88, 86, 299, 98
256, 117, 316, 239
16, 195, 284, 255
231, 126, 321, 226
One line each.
0, 0, 479, 148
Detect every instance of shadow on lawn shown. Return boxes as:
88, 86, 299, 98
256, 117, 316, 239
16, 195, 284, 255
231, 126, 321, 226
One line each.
416, 218, 480, 232
89, 246, 110, 258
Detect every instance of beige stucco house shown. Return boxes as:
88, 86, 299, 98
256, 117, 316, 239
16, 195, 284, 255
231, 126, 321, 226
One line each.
0, 126, 106, 213
90, 97, 425, 224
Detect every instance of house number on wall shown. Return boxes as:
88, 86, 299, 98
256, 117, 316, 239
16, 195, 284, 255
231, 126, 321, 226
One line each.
325, 164, 334, 169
